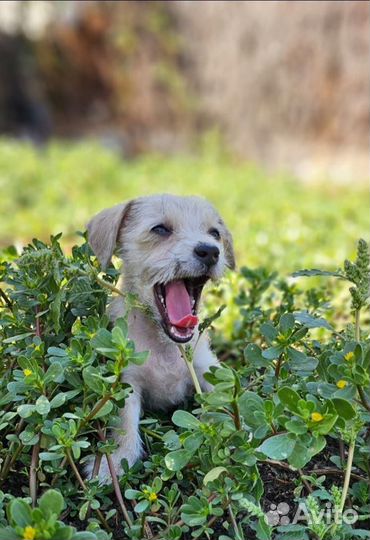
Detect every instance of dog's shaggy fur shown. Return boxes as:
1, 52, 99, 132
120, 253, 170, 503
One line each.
85, 194, 234, 483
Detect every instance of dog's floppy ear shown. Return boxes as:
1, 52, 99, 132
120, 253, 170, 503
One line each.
87, 201, 133, 269
221, 222, 236, 270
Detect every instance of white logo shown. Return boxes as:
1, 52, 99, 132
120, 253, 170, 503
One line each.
265, 501, 358, 526
266, 502, 290, 526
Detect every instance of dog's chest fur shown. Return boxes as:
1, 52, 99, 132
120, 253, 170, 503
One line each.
111, 301, 193, 408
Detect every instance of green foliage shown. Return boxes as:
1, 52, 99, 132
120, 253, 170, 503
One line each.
0, 233, 369, 539
0, 139, 368, 273
0, 489, 98, 540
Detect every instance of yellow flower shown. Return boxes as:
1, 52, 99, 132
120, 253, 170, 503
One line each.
311, 412, 324, 422
344, 352, 354, 362
143, 488, 150, 495
148, 492, 158, 503
23, 526, 36, 540
336, 380, 347, 389
23, 369, 33, 377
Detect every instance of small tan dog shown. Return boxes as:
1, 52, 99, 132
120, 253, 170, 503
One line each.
85, 194, 235, 483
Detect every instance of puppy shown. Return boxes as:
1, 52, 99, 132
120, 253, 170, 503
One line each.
85, 194, 235, 483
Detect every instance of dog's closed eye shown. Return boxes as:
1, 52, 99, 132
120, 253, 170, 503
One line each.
151, 224, 172, 237
208, 227, 221, 241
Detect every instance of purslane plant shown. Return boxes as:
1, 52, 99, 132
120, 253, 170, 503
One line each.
0, 237, 369, 540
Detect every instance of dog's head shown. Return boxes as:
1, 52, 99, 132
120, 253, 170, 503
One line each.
87, 194, 235, 343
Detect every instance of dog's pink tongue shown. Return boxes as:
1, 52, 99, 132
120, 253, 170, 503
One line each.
165, 281, 198, 328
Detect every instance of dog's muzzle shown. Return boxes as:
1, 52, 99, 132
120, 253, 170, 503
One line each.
153, 276, 208, 343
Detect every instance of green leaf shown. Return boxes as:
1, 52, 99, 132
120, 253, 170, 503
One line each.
50, 390, 80, 409
91, 399, 113, 419
111, 326, 127, 348
47, 347, 68, 357
279, 313, 295, 334
260, 323, 278, 344
152, 476, 162, 492
39, 452, 65, 461
35, 395, 51, 416
203, 466, 227, 485
39, 489, 64, 517
0, 528, 22, 540
276, 524, 309, 539
128, 350, 149, 365
287, 349, 318, 372
3, 332, 33, 343
17, 404, 36, 418
292, 269, 345, 279
293, 311, 333, 330
285, 418, 307, 435
19, 428, 38, 446
257, 433, 296, 460
244, 344, 270, 367
287, 441, 309, 469
134, 499, 150, 513
183, 432, 204, 452
214, 366, 235, 382
45, 362, 64, 384
239, 391, 266, 428
124, 489, 141, 500
262, 345, 284, 360
172, 410, 201, 430
165, 449, 192, 471
51, 527, 74, 540
312, 414, 338, 435
331, 398, 356, 420
50, 289, 63, 333
9, 499, 31, 527
82, 366, 105, 394
255, 516, 272, 540
162, 430, 181, 451
70, 534, 98, 540
278, 387, 300, 414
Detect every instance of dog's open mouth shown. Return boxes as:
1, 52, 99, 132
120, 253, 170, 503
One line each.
154, 276, 208, 343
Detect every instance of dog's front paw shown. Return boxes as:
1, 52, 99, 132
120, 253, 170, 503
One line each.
84, 455, 112, 485
84, 439, 143, 485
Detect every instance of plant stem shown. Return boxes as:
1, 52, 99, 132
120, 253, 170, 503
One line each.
83, 393, 113, 426
178, 345, 202, 395
0, 287, 12, 309
353, 308, 370, 411
231, 400, 241, 430
141, 427, 163, 440
0, 418, 25, 484
96, 426, 133, 529
354, 309, 360, 342
263, 459, 369, 484
151, 494, 218, 540
274, 353, 283, 379
340, 440, 355, 513
356, 385, 370, 412
228, 503, 243, 540
65, 448, 111, 531
95, 274, 125, 298
50, 456, 67, 487
30, 438, 40, 507
35, 305, 42, 338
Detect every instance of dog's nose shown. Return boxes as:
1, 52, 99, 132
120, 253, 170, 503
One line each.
194, 243, 220, 267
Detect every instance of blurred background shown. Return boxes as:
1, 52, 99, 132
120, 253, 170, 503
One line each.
0, 0, 368, 271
